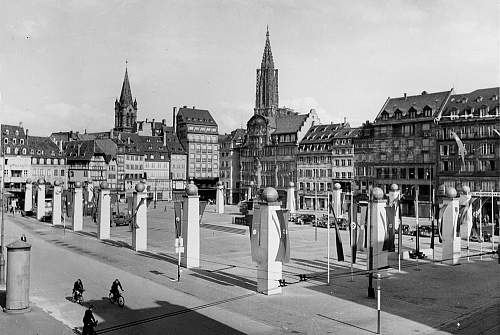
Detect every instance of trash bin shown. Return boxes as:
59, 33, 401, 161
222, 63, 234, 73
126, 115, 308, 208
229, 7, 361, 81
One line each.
4, 240, 31, 313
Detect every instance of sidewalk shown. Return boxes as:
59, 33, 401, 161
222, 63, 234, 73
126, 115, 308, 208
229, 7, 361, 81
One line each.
2, 210, 500, 334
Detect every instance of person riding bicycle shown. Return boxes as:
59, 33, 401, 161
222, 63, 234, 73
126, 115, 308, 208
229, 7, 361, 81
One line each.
82, 304, 97, 335
73, 279, 84, 300
110, 278, 123, 301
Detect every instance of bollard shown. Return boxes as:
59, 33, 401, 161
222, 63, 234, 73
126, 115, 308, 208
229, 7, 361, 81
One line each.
369, 188, 389, 269
132, 182, 148, 251
5, 241, 31, 313
72, 182, 83, 232
216, 181, 224, 214
441, 187, 460, 265
36, 179, 46, 221
182, 182, 200, 268
286, 182, 296, 214
376, 272, 381, 334
52, 180, 62, 226
97, 182, 110, 240
24, 179, 33, 212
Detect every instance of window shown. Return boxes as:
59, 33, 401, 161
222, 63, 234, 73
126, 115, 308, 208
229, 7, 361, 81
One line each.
3, 138, 7, 144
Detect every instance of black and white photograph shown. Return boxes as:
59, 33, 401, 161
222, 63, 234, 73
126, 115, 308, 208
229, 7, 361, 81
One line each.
0, 1, 499, 334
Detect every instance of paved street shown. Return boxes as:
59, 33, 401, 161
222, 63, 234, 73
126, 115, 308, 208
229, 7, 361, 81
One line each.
0, 204, 499, 334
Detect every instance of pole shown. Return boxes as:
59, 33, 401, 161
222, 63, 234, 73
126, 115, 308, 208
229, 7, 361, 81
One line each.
327, 193, 330, 285
491, 190, 495, 252
350, 186, 354, 282
480, 195, 483, 260
368, 188, 375, 298
177, 250, 181, 281
430, 170, 435, 263
376, 272, 381, 334
0, 125, 5, 286
315, 170, 318, 242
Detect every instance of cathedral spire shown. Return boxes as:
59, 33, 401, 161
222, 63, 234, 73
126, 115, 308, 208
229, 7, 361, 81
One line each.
119, 66, 134, 106
261, 26, 274, 69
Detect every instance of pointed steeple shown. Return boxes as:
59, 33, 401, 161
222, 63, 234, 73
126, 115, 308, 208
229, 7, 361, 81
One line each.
261, 26, 274, 69
119, 67, 134, 106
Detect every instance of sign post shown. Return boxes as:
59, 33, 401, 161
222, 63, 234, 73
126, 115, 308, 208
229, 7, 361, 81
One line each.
175, 236, 184, 281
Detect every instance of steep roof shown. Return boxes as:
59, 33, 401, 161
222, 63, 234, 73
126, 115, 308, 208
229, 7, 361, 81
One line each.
438, 87, 500, 120
274, 114, 308, 134
27, 136, 62, 157
164, 133, 186, 155
261, 27, 274, 69
376, 90, 452, 121
177, 107, 217, 126
300, 123, 347, 144
119, 68, 134, 106
64, 140, 97, 161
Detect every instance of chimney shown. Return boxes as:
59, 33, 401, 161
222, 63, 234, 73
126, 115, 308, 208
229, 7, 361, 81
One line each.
162, 119, 166, 125
25, 129, 29, 142
163, 132, 167, 146
77, 144, 81, 156
152, 118, 155, 124
404, 93, 407, 100
172, 107, 177, 133
19, 122, 23, 129
110, 129, 114, 139
343, 116, 347, 124
127, 137, 131, 145
84, 129, 87, 134
192, 106, 196, 109
59, 140, 63, 153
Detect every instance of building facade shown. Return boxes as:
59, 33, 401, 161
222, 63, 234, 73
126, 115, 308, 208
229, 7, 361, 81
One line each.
297, 123, 358, 213
219, 129, 246, 204
176, 106, 219, 200
354, 90, 452, 216
435, 87, 500, 193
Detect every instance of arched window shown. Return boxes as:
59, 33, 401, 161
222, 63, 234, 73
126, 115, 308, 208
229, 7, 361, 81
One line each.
6, 147, 11, 154
14, 147, 19, 155
22, 148, 26, 155
20, 139, 24, 145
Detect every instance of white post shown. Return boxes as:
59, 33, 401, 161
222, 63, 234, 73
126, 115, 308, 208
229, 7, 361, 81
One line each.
479, 196, 483, 260
491, 190, 495, 252
182, 182, 200, 268
97, 182, 111, 240
52, 181, 62, 226
327, 194, 330, 284
286, 182, 296, 214
441, 187, 460, 265
24, 180, 33, 212
256, 188, 282, 295
73, 183, 83, 232
388, 184, 400, 271
369, 187, 389, 269
459, 187, 472, 261
132, 182, 148, 251
36, 180, 46, 221
216, 181, 224, 214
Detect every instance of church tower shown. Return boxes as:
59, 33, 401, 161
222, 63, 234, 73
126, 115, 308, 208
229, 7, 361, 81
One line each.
114, 66, 138, 133
255, 27, 279, 117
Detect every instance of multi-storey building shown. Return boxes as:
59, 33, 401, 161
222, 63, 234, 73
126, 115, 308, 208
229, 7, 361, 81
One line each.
176, 106, 219, 200
239, 29, 319, 201
113, 133, 145, 196
141, 135, 171, 202
219, 129, 246, 204
1, 124, 31, 207
354, 90, 452, 216
136, 118, 172, 137
296, 123, 358, 212
165, 132, 188, 200
28, 136, 67, 186
64, 140, 111, 188
435, 87, 500, 193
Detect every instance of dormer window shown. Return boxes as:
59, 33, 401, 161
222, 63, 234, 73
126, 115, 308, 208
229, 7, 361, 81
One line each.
450, 108, 459, 119
5, 130, 9, 135
408, 107, 416, 119
492, 95, 498, 101
394, 111, 402, 120
381, 111, 389, 121
12, 138, 16, 144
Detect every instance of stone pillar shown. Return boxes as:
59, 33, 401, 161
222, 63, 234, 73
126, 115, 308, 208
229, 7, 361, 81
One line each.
459, 186, 473, 239
182, 182, 200, 268
97, 182, 110, 240
216, 181, 224, 214
368, 187, 389, 269
255, 187, 282, 295
36, 178, 45, 221
52, 180, 62, 226
72, 182, 83, 232
388, 184, 400, 231
442, 187, 461, 265
24, 179, 33, 212
247, 181, 254, 201
332, 183, 342, 217
286, 182, 296, 214
132, 182, 148, 251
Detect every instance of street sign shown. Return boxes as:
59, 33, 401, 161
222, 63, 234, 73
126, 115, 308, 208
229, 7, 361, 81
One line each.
175, 246, 185, 254
175, 237, 184, 254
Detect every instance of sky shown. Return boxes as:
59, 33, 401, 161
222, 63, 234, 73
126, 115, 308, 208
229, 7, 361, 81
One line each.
0, 0, 498, 136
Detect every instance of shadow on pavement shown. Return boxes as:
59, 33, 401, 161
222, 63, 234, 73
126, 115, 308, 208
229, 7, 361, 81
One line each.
189, 269, 256, 291
77, 297, 246, 335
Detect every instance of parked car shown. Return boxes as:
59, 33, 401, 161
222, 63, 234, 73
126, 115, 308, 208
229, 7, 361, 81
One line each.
418, 225, 432, 237
112, 213, 132, 227
470, 232, 492, 243
297, 214, 315, 225
397, 224, 411, 235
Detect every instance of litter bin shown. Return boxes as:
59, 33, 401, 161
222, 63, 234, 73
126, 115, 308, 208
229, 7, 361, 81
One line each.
4, 240, 31, 313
